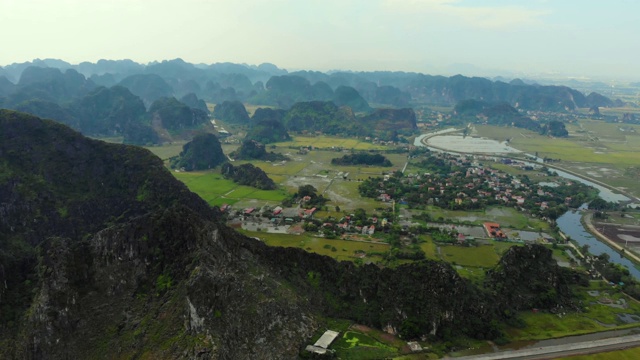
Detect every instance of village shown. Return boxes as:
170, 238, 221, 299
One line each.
220, 150, 590, 253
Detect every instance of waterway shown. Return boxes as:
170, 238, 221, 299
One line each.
416, 130, 636, 277
416, 130, 631, 203
556, 206, 640, 279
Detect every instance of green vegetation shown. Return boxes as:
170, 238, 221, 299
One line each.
274, 134, 390, 150
173, 171, 287, 206
541, 120, 569, 137
245, 109, 290, 144
282, 100, 366, 136
149, 96, 209, 131
6, 60, 638, 359
231, 139, 289, 161
144, 140, 188, 160
170, 133, 227, 171
333, 330, 398, 359
422, 206, 551, 231
558, 346, 640, 360
333, 85, 372, 112
221, 162, 276, 190
450, 100, 541, 131
331, 153, 393, 167
440, 245, 499, 267
212, 100, 250, 124
360, 108, 417, 133
239, 231, 389, 262
476, 122, 640, 197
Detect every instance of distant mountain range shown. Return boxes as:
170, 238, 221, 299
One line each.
0, 58, 631, 146
0, 58, 625, 112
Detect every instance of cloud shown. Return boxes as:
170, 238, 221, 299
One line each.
383, 0, 548, 29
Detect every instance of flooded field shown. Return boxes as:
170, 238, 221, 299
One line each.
426, 135, 522, 154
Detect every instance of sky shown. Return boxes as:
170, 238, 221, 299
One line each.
2, 0, 639, 80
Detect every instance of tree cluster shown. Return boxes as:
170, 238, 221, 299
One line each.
221, 163, 276, 190
331, 153, 392, 167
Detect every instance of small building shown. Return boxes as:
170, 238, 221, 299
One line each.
304, 207, 317, 218
483, 222, 505, 239
306, 330, 340, 355
407, 341, 423, 352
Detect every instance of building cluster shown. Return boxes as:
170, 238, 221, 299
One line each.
363, 152, 581, 221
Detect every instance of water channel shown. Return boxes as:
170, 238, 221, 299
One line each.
416, 131, 638, 278
557, 207, 640, 279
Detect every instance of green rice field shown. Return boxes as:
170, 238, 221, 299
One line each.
238, 230, 389, 263
475, 122, 640, 197
173, 171, 288, 206
439, 244, 500, 268
274, 135, 390, 150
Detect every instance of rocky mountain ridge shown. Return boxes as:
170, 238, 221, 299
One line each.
0, 110, 588, 359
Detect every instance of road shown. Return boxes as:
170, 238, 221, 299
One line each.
452, 333, 640, 359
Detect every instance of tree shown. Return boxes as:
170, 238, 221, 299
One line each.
298, 185, 318, 198
581, 244, 590, 255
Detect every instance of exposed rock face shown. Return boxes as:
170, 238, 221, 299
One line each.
0, 110, 589, 359
0, 110, 313, 359
24, 207, 316, 360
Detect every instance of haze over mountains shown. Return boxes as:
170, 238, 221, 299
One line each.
0, 58, 626, 110
0, 58, 628, 147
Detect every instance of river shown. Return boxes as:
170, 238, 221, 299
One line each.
556, 206, 640, 279
416, 130, 637, 277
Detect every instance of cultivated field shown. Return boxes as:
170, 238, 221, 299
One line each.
238, 230, 389, 263
474, 122, 640, 197
411, 206, 551, 231
144, 141, 188, 160
173, 171, 288, 207
506, 281, 640, 341
274, 135, 391, 150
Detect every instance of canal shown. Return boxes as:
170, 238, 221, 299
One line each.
556, 206, 640, 279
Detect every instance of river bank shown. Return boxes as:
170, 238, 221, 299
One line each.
417, 128, 638, 204
582, 211, 640, 265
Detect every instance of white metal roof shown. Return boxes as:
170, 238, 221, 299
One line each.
314, 330, 340, 349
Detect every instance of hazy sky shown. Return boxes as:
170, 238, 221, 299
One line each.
2, 0, 639, 79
